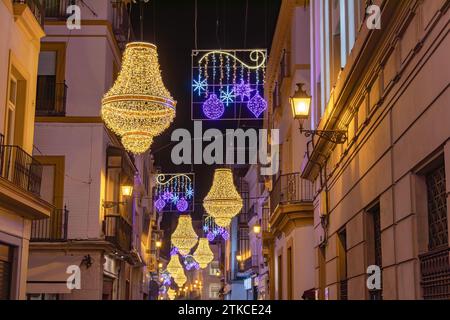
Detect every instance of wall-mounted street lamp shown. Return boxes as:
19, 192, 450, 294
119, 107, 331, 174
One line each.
156, 240, 162, 249
102, 184, 134, 208
290, 84, 347, 144
236, 255, 243, 262
253, 224, 261, 235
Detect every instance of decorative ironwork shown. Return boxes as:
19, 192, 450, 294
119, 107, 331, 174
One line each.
103, 214, 132, 252
31, 207, 69, 242
0, 135, 43, 196
270, 173, 314, 215
426, 165, 448, 250
302, 129, 348, 144
419, 246, 450, 300
36, 76, 67, 116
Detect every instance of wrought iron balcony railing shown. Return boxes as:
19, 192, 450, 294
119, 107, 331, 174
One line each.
419, 246, 450, 300
270, 173, 314, 215
103, 214, 132, 253
44, 0, 72, 19
262, 207, 270, 233
0, 135, 43, 196
36, 75, 67, 116
13, 0, 45, 26
339, 279, 348, 300
31, 207, 69, 241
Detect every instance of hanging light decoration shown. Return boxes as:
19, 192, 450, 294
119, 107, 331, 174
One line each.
101, 42, 176, 154
166, 254, 184, 277
172, 272, 187, 287
167, 288, 177, 300
203, 168, 243, 227
193, 238, 214, 269
171, 215, 198, 256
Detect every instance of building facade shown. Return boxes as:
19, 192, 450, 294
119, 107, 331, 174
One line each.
261, 0, 316, 300
0, 0, 52, 300
299, 0, 449, 300
26, 0, 154, 300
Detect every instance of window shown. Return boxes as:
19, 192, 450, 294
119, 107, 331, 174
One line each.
367, 203, 383, 300
338, 228, 348, 300
209, 284, 221, 299
287, 247, 293, 300
426, 164, 448, 250
6, 76, 17, 145
36, 43, 66, 116
277, 254, 283, 300
318, 246, 326, 300
0, 243, 13, 300
209, 261, 220, 276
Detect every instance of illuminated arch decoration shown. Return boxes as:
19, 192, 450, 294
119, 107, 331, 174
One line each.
154, 173, 195, 213
191, 49, 267, 120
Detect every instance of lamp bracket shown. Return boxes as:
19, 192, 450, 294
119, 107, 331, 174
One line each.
300, 127, 347, 144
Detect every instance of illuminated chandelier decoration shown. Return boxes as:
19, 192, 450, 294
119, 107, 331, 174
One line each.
171, 215, 198, 256
203, 168, 243, 228
193, 238, 214, 269
102, 42, 176, 154
203, 216, 229, 242
167, 288, 177, 300
172, 272, 187, 287
191, 49, 267, 120
166, 254, 186, 285
154, 173, 195, 213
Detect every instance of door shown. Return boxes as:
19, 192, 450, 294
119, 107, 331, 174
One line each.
0, 243, 13, 300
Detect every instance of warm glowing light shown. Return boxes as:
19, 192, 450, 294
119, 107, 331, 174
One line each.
101, 42, 176, 154
167, 288, 176, 300
290, 84, 311, 120
253, 224, 261, 234
171, 215, 198, 256
121, 185, 133, 197
172, 273, 187, 287
236, 255, 242, 262
167, 255, 187, 287
158, 263, 163, 269
193, 238, 214, 269
203, 169, 243, 227
156, 241, 162, 248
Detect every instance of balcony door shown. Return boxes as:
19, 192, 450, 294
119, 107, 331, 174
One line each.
0, 243, 13, 300
5, 76, 17, 146
37, 43, 66, 116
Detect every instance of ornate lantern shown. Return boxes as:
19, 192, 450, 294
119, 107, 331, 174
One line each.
203, 168, 243, 227
171, 215, 198, 256
101, 42, 176, 154
193, 238, 214, 269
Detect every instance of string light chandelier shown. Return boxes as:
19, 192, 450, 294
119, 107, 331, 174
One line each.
171, 215, 198, 256
193, 238, 214, 269
101, 42, 176, 154
203, 168, 243, 227
166, 254, 184, 277
172, 272, 187, 287
167, 288, 176, 300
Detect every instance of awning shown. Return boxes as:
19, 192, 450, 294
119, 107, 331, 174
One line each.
27, 254, 83, 294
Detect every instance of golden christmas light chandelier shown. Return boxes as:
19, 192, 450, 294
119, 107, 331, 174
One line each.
172, 272, 187, 287
101, 42, 176, 154
171, 215, 199, 256
203, 168, 243, 227
166, 254, 184, 277
167, 288, 176, 300
193, 238, 214, 269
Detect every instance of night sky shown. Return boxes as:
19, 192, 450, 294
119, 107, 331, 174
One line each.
131, 0, 280, 255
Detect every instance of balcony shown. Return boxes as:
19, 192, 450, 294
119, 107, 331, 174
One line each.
270, 173, 314, 214
419, 246, 450, 300
36, 75, 67, 116
44, 0, 71, 19
0, 136, 43, 196
103, 214, 132, 253
13, 0, 44, 26
31, 208, 69, 241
